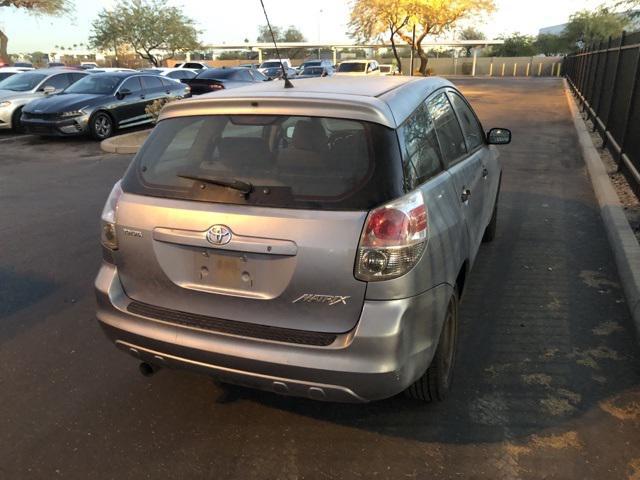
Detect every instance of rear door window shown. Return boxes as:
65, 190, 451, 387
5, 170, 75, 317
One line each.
398, 102, 442, 187
427, 93, 467, 167
448, 91, 485, 151
122, 115, 404, 210
141, 75, 163, 91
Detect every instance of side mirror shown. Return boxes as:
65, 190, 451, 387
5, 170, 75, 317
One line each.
487, 128, 512, 145
117, 87, 132, 100
43, 85, 56, 95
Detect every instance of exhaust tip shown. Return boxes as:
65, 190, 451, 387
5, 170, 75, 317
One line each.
139, 362, 157, 377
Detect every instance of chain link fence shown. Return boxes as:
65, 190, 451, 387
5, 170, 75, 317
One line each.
564, 31, 640, 197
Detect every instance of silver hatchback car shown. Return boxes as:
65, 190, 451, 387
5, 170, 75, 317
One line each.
95, 76, 510, 402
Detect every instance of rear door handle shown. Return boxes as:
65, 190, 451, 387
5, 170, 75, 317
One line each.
461, 188, 471, 203
482, 167, 489, 178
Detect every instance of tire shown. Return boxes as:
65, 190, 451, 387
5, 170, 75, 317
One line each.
482, 202, 498, 243
11, 107, 24, 133
405, 289, 459, 402
90, 111, 114, 140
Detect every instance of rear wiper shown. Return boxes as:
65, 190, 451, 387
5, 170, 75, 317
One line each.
177, 173, 253, 195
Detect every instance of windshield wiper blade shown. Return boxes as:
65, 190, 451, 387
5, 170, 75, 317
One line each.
177, 173, 253, 195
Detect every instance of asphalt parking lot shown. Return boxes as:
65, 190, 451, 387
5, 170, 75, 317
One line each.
1, 77, 639, 480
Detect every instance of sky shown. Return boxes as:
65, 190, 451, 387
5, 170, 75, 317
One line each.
0, 0, 607, 54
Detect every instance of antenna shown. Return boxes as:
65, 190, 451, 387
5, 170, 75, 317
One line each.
259, 0, 294, 89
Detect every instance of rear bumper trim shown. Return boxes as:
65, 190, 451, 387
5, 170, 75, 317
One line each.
127, 300, 337, 347
116, 339, 367, 402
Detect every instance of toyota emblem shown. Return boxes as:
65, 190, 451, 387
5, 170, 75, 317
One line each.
206, 225, 232, 245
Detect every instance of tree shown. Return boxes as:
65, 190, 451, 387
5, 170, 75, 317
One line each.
257, 25, 305, 43
534, 33, 570, 56
491, 33, 536, 57
29, 50, 47, 66
349, 0, 408, 74
563, 7, 629, 49
458, 26, 486, 56
0, 0, 70, 15
349, 0, 495, 75
256, 25, 305, 58
89, 0, 201, 67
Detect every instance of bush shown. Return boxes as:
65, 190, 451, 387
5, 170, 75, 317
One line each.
145, 97, 179, 123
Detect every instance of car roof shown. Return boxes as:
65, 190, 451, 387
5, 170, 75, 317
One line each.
160, 76, 453, 128
339, 60, 373, 64
21, 68, 86, 75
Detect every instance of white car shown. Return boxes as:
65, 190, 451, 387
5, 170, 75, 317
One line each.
336, 60, 382, 76
0, 68, 88, 131
0, 67, 32, 82
173, 62, 208, 70
258, 58, 292, 74
379, 64, 400, 76
139, 67, 198, 81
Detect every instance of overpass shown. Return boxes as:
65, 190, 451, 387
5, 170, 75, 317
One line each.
196, 40, 505, 76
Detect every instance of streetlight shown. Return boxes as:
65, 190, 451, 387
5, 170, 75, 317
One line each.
317, 9, 323, 59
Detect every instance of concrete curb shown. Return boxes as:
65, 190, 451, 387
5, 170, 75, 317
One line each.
564, 79, 640, 339
100, 129, 151, 154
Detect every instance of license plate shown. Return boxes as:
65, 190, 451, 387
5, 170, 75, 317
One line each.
193, 250, 247, 289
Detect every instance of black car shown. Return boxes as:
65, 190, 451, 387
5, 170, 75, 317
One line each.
297, 66, 334, 78
182, 67, 268, 95
21, 72, 189, 140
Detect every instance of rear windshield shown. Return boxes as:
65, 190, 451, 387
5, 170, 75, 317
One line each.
338, 63, 366, 73
197, 69, 236, 79
123, 115, 403, 210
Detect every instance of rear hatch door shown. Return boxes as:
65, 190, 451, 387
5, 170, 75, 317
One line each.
117, 113, 403, 334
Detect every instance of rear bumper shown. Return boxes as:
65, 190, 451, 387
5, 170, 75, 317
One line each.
95, 262, 452, 402
22, 114, 90, 136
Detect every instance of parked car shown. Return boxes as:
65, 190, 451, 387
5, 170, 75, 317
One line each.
80, 62, 98, 70
21, 72, 189, 140
86, 68, 137, 74
140, 67, 198, 81
0, 68, 88, 132
261, 65, 298, 80
174, 62, 208, 70
379, 64, 400, 76
297, 66, 334, 78
297, 59, 333, 73
182, 67, 268, 95
0, 67, 32, 82
258, 58, 292, 73
239, 63, 260, 69
13, 62, 34, 69
336, 60, 381, 76
95, 76, 511, 403
47, 62, 66, 68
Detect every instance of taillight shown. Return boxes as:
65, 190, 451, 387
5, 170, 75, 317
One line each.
355, 191, 428, 281
100, 180, 123, 251
210, 83, 224, 90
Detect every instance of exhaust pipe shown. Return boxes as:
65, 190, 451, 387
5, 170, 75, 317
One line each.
139, 362, 158, 377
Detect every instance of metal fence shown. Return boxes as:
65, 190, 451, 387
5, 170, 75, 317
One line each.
564, 30, 640, 196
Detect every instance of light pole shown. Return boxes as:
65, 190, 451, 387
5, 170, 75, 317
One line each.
317, 9, 323, 59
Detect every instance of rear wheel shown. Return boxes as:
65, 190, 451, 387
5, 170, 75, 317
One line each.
405, 290, 459, 402
11, 107, 24, 133
90, 112, 114, 140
